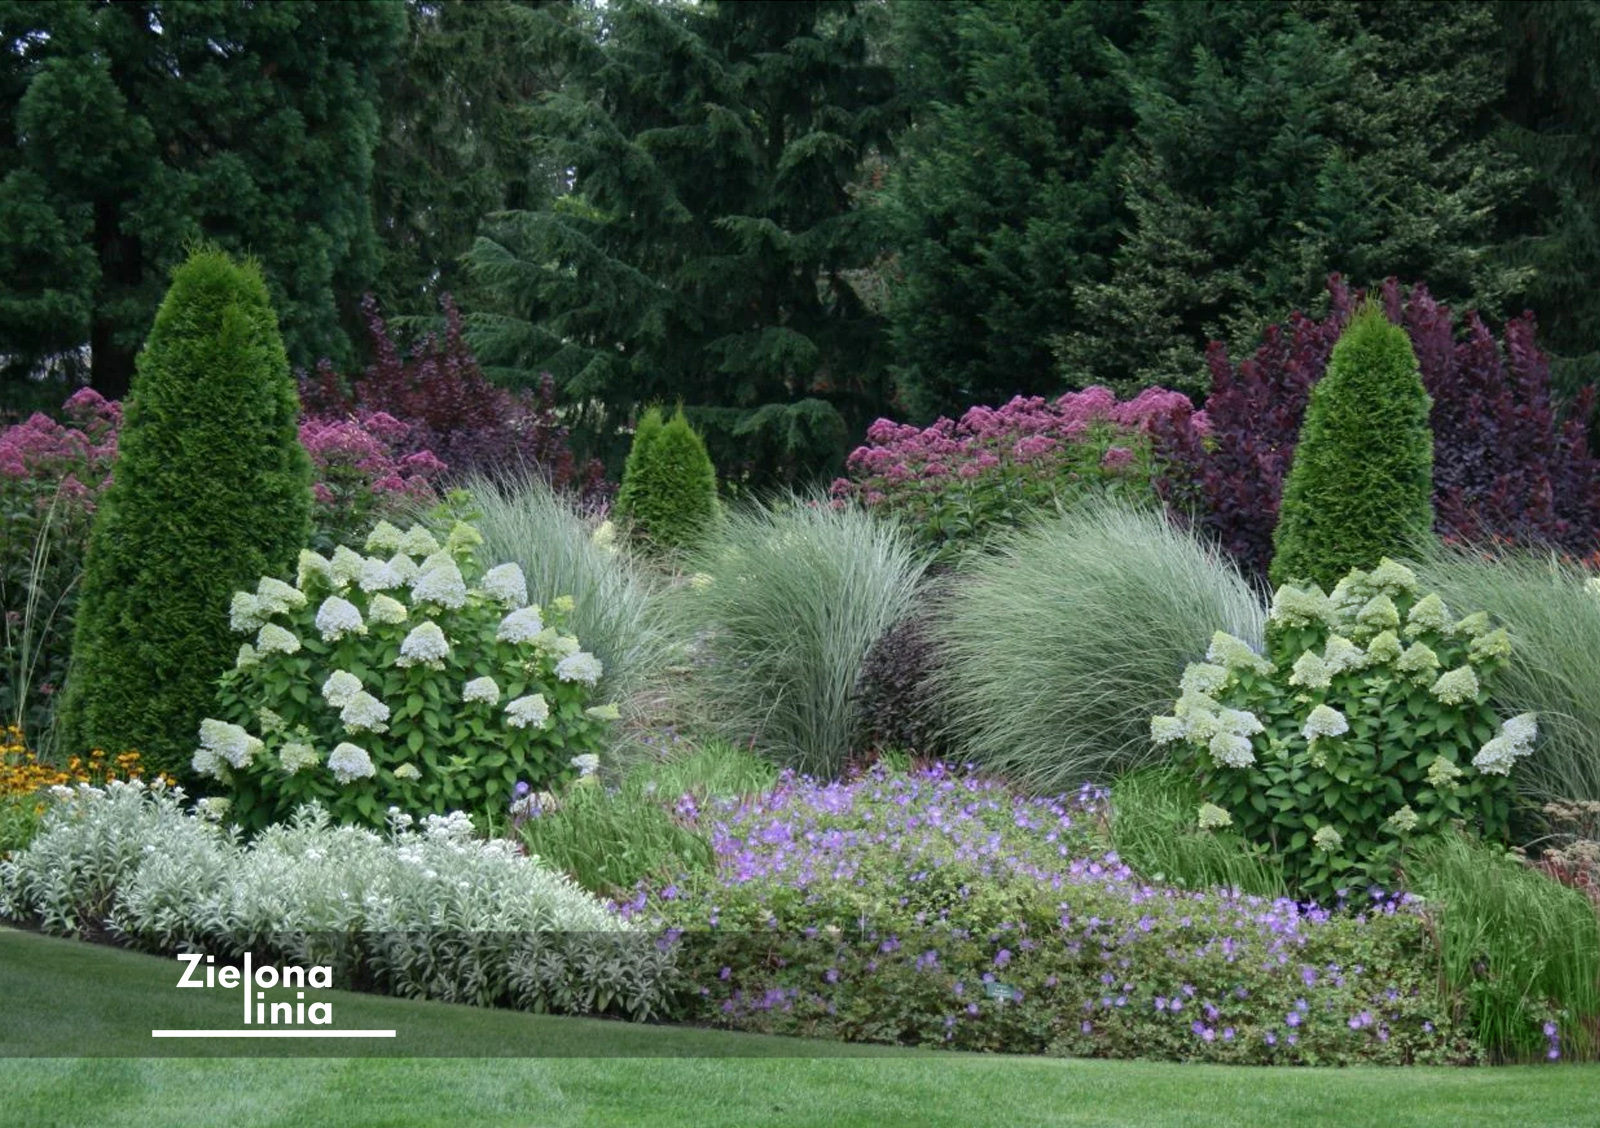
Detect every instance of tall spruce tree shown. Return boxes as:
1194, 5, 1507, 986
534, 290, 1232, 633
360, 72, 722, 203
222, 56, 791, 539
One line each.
1053, 0, 1531, 399
464, 0, 901, 485
0, 0, 403, 398
881, 0, 1146, 422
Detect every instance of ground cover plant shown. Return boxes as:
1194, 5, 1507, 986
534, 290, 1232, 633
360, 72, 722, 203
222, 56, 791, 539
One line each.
1152, 559, 1526, 904
930, 499, 1265, 794
670, 499, 927, 777
625, 762, 1486, 1065
56, 249, 313, 781
833, 386, 1195, 565
202, 518, 617, 831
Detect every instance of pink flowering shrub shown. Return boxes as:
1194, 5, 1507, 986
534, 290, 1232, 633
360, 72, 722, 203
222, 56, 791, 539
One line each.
298, 411, 446, 554
833, 386, 1201, 563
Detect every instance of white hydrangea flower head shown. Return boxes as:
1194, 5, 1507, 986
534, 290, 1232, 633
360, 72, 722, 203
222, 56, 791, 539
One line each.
234, 643, 260, 671
1197, 802, 1233, 830
256, 576, 308, 616
330, 545, 365, 589
1219, 708, 1265, 737
1312, 824, 1343, 853
397, 525, 442, 558
538, 629, 582, 659
1209, 732, 1256, 768
393, 762, 422, 781
410, 559, 468, 609
585, 702, 622, 722
1289, 650, 1333, 690
481, 563, 528, 609
256, 623, 302, 655
1395, 641, 1440, 677
445, 521, 484, 557
505, 693, 550, 729
551, 595, 576, 616
315, 596, 367, 642
230, 591, 265, 633
340, 690, 391, 734
367, 593, 408, 625
359, 556, 404, 593
571, 753, 600, 776
497, 606, 544, 645
322, 669, 364, 708
1452, 611, 1492, 639
1472, 736, 1518, 776
555, 651, 604, 686
1180, 663, 1229, 697
296, 549, 333, 591
1355, 593, 1400, 633
462, 676, 501, 704
328, 742, 377, 784
1500, 712, 1538, 751
1182, 709, 1222, 745
1268, 584, 1334, 628
1404, 592, 1452, 636
1321, 635, 1367, 674
1426, 755, 1463, 791
1365, 630, 1403, 665
1429, 665, 1480, 705
1367, 558, 1419, 596
280, 742, 320, 775
1206, 631, 1272, 674
1328, 570, 1370, 616
1302, 704, 1349, 741
1468, 627, 1512, 664
398, 621, 451, 668
257, 707, 286, 735
196, 796, 231, 822
1384, 804, 1420, 834
1151, 715, 1186, 745
387, 552, 420, 584
198, 718, 262, 770
365, 520, 405, 555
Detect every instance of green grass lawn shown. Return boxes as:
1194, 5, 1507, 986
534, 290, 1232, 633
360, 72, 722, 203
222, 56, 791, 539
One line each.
1, 926, 1597, 1128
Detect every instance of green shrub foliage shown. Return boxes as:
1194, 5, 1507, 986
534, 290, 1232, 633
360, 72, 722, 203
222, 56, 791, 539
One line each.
202, 520, 617, 832
1153, 559, 1529, 905
57, 249, 312, 777
614, 408, 719, 555
1270, 307, 1434, 592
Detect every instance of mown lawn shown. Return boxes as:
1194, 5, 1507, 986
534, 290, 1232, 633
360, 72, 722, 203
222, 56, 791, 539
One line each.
0, 926, 1596, 1128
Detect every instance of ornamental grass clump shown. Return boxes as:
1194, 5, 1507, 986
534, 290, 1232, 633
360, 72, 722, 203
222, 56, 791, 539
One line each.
1152, 558, 1527, 905
931, 498, 1265, 794
200, 519, 618, 831
624, 764, 1481, 1065
671, 498, 928, 778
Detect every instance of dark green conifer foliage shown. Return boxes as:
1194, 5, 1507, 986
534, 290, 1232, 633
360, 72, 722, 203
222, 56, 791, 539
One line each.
614, 408, 720, 557
1270, 306, 1434, 593
57, 249, 313, 778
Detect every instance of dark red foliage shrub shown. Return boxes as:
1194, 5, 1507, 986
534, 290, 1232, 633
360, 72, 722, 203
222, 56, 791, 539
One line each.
1153, 275, 1600, 580
854, 605, 952, 761
301, 296, 610, 508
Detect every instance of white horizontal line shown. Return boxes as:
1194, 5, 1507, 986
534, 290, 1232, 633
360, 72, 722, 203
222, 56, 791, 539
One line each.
151, 1030, 396, 1038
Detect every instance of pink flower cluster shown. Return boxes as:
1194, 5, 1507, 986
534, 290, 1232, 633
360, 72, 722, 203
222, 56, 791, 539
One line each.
0, 388, 121, 511
299, 411, 445, 505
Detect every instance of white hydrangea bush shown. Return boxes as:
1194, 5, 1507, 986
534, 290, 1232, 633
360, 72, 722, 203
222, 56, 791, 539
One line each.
1150, 558, 1530, 903
0, 783, 675, 1021
205, 519, 619, 831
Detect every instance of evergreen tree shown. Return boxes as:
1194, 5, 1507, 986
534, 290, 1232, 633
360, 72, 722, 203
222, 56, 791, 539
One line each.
464, 0, 901, 485
614, 407, 720, 556
1054, 0, 1531, 398
57, 249, 312, 778
881, 0, 1146, 422
0, 0, 404, 398
1270, 305, 1434, 592
370, 0, 565, 321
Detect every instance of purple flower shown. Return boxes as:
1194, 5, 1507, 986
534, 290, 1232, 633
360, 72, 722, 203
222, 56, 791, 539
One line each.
1286, 1012, 1301, 1028
995, 949, 1012, 968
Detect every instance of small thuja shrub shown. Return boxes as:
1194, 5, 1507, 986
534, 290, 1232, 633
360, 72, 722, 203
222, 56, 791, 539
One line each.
1152, 559, 1529, 905
58, 249, 313, 780
201, 519, 619, 832
614, 408, 720, 556
1270, 305, 1434, 593
834, 386, 1195, 565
